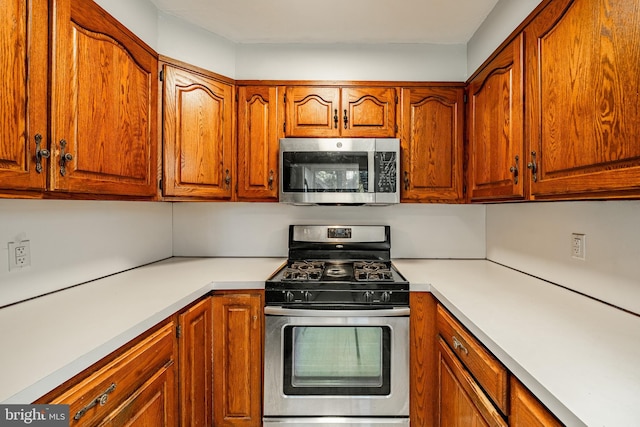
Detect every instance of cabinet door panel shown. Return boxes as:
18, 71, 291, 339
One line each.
468, 35, 524, 202
510, 377, 562, 427
526, 0, 640, 198
285, 87, 340, 137
0, 0, 48, 192
212, 292, 263, 426
163, 64, 234, 199
237, 86, 280, 201
50, 0, 158, 197
401, 87, 464, 202
341, 87, 396, 137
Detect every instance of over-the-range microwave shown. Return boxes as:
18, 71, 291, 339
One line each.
279, 138, 400, 205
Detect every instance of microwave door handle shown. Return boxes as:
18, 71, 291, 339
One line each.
368, 151, 375, 193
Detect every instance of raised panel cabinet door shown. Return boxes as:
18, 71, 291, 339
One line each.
237, 86, 281, 201
509, 377, 562, 427
284, 87, 340, 137
179, 297, 213, 427
0, 0, 48, 193
162, 64, 235, 199
468, 35, 525, 202
525, 0, 640, 199
212, 291, 263, 427
50, 0, 158, 197
437, 338, 507, 427
341, 87, 397, 137
400, 87, 464, 202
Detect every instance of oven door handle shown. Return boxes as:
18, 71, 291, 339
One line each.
264, 306, 410, 317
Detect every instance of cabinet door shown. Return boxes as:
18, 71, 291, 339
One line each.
437, 338, 507, 427
341, 87, 397, 138
284, 87, 340, 137
162, 63, 235, 199
212, 291, 263, 426
0, 0, 48, 193
179, 297, 213, 427
525, 0, 640, 199
401, 87, 464, 202
510, 377, 562, 427
468, 35, 525, 202
237, 86, 281, 201
410, 293, 438, 427
50, 0, 158, 197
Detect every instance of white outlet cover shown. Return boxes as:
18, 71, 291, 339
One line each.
8, 240, 31, 271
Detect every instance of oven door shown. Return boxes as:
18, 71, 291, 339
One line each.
263, 306, 410, 418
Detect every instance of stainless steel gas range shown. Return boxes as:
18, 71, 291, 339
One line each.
263, 225, 410, 427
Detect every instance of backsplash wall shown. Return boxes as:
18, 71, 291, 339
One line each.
0, 200, 173, 308
172, 202, 487, 259
486, 201, 640, 315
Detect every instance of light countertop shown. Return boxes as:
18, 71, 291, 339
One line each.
394, 259, 640, 427
1, 257, 638, 427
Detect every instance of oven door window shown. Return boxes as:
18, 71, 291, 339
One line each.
282, 152, 369, 193
283, 325, 391, 395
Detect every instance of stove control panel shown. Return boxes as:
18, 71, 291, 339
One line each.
265, 288, 409, 306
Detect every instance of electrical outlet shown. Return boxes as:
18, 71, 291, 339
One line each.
8, 240, 31, 271
571, 233, 585, 260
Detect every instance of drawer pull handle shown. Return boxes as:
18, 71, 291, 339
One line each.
452, 336, 469, 355
74, 382, 117, 420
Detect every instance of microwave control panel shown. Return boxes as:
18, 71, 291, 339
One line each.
374, 152, 397, 193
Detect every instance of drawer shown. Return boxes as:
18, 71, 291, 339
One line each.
437, 305, 508, 414
43, 321, 176, 425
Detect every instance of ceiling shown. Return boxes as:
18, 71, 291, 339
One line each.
150, 0, 500, 44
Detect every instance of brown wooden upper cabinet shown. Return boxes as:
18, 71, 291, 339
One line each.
524, 0, 640, 199
0, 0, 159, 198
400, 86, 465, 202
237, 86, 282, 201
284, 86, 397, 138
467, 35, 525, 202
162, 59, 235, 200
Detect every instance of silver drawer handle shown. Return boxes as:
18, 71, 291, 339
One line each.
74, 382, 116, 420
452, 335, 469, 355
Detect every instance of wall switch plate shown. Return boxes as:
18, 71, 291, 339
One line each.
8, 240, 31, 271
571, 233, 585, 260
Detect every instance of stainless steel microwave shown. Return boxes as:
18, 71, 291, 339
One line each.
279, 138, 400, 205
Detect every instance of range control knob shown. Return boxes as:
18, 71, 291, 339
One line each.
283, 291, 295, 303
364, 291, 375, 303
302, 291, 313, 302
381, 291, 392, 303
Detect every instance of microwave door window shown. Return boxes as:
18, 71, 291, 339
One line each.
283, 152, 368, 193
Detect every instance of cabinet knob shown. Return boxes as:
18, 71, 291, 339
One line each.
509, 155, 519, 185
403, 171, 410, 191
334, 109, 338, 128
343, 109, 348, 129
59, 139, 73, 177
527, 151, 538, 182
34, 134, 50, 174
224, 169, 231, 189
268, 170, 274, 190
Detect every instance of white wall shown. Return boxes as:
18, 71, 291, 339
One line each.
172, 203, 486, 259
486, 201, 640, 316
0, 200, 173, 308
235, 43, 467, 81
466, 0, 543, 76
93, 0, 158, 50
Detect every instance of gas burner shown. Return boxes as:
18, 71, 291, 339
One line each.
282, 261, 325, 281
324, 264, 350, 279
354, 261, 393, 282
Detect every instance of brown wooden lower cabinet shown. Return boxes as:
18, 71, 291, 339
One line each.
36, 319, 178, 426
510, 377, 563, 427
212, 291, 263, 427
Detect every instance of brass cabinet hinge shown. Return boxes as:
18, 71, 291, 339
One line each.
176, 325, 182, 339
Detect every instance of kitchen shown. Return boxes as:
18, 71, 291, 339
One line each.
1, 0, 640, 426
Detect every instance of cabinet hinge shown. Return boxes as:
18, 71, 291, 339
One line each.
159, 178, 163, 190
283, 93, 287, 104
159, 69, 163, 82
395, 124, 398, 133
176, 325, 181, 339
283, 122, 286, 133
235, 92, 239, 102
395, 94, 398, 104
463, 93, 468, 103
463, 184, 467, 195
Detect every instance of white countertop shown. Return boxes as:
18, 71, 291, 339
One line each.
0, 257, 285, 404
394, 259, 640, 427
2, 257, 638, 427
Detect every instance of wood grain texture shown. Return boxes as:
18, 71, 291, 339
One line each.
526, 0, 640, 198
410, 293, 438, 427
50, 0, 158, 197
401, 87, 464, 203
162, 62, 234, 199
212, 291, 263, 427
467, 35, 525, 202
179, 297, 213, 427
237, 86, 281, 201
341, 87, 396, 137
509, 377, 563, 427
0, 0, 48, 192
